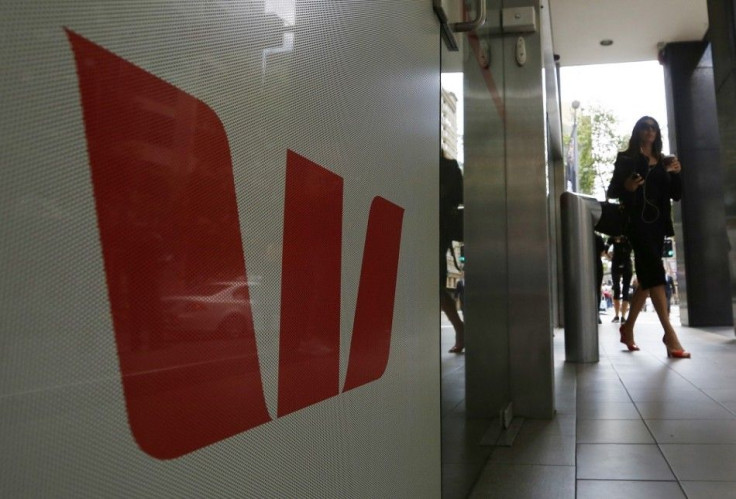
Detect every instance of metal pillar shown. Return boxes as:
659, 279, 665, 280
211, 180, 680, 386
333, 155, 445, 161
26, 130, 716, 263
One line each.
560, 192, 600, 363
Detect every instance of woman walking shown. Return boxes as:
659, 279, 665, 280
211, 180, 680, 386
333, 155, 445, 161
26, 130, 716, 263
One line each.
606, 116, 690, 358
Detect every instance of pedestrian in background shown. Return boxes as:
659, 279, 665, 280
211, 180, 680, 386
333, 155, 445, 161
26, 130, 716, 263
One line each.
607, 235, 633, 323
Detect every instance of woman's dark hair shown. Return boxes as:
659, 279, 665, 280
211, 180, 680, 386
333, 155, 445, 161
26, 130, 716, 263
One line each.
624, 116, 663, 158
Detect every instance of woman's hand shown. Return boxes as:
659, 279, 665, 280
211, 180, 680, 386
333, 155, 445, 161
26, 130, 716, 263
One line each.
666, 157, 682, 173
624, 173, 645, 192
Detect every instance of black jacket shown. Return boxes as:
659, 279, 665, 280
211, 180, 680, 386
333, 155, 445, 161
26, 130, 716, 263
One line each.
440, 156, 463, 247
606, 152, 682, 237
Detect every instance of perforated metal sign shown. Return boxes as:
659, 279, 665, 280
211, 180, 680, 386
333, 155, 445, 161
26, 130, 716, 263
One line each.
1, 2, 440, 497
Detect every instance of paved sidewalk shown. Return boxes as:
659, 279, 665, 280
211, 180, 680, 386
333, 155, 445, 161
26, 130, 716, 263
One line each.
445, 308, 736, 498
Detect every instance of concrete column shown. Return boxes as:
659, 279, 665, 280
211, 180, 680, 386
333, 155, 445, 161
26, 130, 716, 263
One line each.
662, 41, 733, 327
707, 0, 736, 332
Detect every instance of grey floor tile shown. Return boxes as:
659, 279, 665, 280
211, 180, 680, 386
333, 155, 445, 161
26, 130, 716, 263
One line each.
625, 386, 709, 402
445, 317, 736, 498
441, 314, 488, 499
635, 400, 736, 419
576, 387, 631, 402
442, 415, 496, 465
556, 364, 577, 382
441, 388, 465, 408
680, 481, 736, 499
442, 462, 487, 499
576, 378, 624, 392
577, 480, 685, 499
576, 365, 619, 377
469, 463, 575, 499
519, 417, 576, 438
441, 362, 465, 377
576, 401, 641, 419
703, 388, 736, 403
582, 369, 621, 378
490, 434, 575, 466
576, 444, 675, 480
686, 377, 736, 391
619, 375, 694, 390
442, 376, 465, 392
441, 397, 464, 416
647, 419, 736, 443
555, 395, 576, 417
660, 444, 736, 481
576, 419, 654, 444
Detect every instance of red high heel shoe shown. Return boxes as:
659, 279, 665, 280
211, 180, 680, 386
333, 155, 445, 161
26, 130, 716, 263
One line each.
663, 338, 691, 358
619, 326, 640, 351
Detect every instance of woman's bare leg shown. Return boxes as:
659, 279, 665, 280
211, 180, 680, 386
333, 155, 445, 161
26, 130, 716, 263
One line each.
441, 289, 464, 351
649, 284, 686, 351
620, 287, 647, 344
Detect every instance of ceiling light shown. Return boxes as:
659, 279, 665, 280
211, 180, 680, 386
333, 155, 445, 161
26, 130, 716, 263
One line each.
600, 39, 613, 46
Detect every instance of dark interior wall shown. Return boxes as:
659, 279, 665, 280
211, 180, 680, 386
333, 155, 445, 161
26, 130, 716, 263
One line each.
662, 41, 733, 327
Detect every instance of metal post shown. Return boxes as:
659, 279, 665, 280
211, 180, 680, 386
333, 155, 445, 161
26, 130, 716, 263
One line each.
560, 192, 601, 363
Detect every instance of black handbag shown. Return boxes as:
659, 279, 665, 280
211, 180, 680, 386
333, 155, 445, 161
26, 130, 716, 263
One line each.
595, 201, 627, 236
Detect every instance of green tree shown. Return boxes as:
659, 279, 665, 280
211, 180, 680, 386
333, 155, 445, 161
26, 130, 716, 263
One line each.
590, 107, 623, 198
565, 106, 624, 197
576, 114, 594, 194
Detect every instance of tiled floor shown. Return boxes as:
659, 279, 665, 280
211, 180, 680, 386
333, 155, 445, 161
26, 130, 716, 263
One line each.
442, 308, 736, 498
441, 312, 495, 499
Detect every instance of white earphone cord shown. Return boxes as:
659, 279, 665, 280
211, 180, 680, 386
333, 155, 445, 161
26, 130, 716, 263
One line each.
641, 166, 660, 223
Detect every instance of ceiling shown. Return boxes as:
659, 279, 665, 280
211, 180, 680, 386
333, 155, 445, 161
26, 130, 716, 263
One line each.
548, 0, 710, 67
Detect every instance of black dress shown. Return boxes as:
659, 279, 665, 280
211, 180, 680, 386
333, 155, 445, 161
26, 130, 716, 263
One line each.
606, 152, 682, 290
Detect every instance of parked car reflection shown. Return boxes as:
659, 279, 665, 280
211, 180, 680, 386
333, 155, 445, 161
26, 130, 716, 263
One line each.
162, 281, 255, 340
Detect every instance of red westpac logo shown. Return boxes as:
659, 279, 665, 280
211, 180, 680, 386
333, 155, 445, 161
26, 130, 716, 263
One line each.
66, 29, 404, 459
